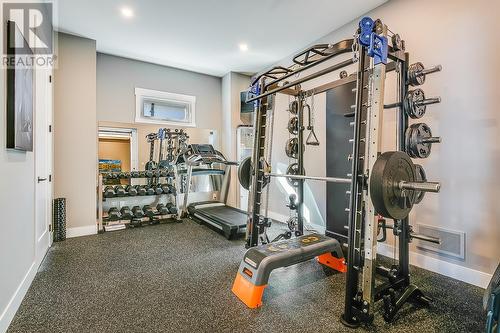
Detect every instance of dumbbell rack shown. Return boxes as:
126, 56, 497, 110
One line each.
97, 171, 181, 233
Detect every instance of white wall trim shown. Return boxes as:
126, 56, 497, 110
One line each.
378, 243, 492, 288
0, 261, 37, 333
66, 225, 97, 238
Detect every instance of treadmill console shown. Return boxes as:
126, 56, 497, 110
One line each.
191, 144, 217, 157
184, 144, 224, 165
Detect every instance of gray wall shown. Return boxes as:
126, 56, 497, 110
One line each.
0, 63, 36, 333
54, 33, 97, 233
96, 53, 222, 132
263, 0, 500, 282
221, 72, 251, 207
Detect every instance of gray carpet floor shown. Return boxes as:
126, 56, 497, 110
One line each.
7, 219, 485, 333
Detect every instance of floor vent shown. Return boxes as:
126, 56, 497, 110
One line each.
416, 224, 465, 260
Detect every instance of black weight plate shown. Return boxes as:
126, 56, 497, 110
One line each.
406, 123, 432, 158
408, 62, 425, 86
405, 89, 426, 119
286, 163, 302, 187
285, 138, 299, 159
238, 156, 252, 190
289, 101, 299, 114
370, 151, 416, 220
413, 164, 427, 204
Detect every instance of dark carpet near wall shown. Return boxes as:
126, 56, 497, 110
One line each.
8, 219, 485, 333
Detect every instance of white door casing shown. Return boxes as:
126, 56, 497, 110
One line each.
34, 67, 53, 265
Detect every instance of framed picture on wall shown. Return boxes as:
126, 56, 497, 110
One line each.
6, 20, 34, 151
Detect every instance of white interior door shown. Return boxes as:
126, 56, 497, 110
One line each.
35, 68, 53, 264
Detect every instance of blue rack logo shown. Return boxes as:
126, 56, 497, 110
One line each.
2, 1, 56, 68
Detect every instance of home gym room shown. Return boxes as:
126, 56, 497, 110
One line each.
0, 0, 499, 332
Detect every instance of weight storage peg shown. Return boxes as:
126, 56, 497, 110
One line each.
408, 62, 442, 86
404, 88, 441, 119
405, 123, 441, 159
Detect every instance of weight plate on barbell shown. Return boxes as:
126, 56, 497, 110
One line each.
370, 151, 416, 220
408, 62, 425, 86
286, 163, 303, 187
405, 123, 433, 159
285, 138, 299, 159
288, 116, 299, 135
289, 101, 299, 114
238, 157, 270, 190
238, 156, 252, 190
404, 88, 426, 119
413, 164, 427, 205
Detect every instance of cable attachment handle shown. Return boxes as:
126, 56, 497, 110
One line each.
304, 103, 320, 146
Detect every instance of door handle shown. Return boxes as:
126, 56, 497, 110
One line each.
37, 177, 47, 183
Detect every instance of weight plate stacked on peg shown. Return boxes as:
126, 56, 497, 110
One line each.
408, 62, 442, 87
286, 163, 302, 187
404, 89, 426, 119
285, 138, 299, 159
289, 100, 299, 114
288, 117, 299, 135
405, 123, 440, 159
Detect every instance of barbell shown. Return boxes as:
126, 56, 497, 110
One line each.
238, 151, 440, 220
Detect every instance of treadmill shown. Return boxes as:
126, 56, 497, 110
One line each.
180, 144, 247, 239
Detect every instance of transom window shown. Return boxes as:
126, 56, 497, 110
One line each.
135, 88, 196, 127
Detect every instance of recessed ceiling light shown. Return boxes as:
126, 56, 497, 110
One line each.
239, 43, 248, 52
121, 7, 134, 18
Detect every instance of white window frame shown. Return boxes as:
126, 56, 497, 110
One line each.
98, 126, 139, 171
135, 87, 196, 127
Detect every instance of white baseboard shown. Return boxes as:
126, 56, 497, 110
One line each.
377, 243, 492, 288
66, 224, 97, 238
0, 261, 37, 333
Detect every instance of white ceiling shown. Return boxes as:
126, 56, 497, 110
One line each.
56, 0, 387, 77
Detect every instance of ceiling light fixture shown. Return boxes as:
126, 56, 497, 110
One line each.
239, 43, 248, 52
121, 6, 134, 18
